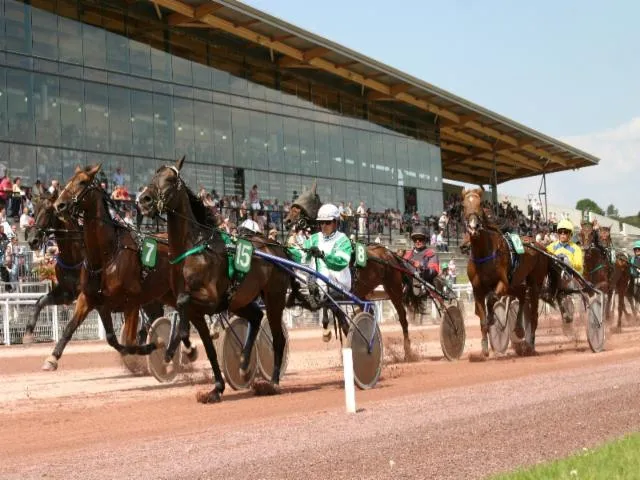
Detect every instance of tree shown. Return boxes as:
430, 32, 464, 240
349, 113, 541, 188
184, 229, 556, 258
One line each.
575, 198, 604, 215
606, 204, 619, 218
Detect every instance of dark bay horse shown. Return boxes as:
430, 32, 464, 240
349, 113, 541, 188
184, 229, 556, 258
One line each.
24, 191, 166, 365
138, 156, 290, 403
284, 182, 414, 359
581, 224, 633, 329
462, 188, 549, 357
51, 165, 196, 371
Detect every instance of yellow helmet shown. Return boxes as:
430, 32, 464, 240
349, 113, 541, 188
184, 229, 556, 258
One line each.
557, 219, 574, 233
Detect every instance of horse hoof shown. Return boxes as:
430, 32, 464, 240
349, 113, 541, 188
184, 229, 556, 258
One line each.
322, 328, 332, 343
42, 356, 58, 371
252, 380, 281, 396
164, 361, 175, 377
155, 337, 166, 350
22, 333, 35, 345
196, 389, 222, 404
468, 351, 488, 363
184, 345, 198, 362
239, 366, 250, 380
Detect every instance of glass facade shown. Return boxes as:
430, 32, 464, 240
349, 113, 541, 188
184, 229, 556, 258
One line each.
0, 0, 443, 214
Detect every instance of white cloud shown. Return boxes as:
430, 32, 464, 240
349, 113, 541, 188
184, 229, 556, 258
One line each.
498, 117, 640, 216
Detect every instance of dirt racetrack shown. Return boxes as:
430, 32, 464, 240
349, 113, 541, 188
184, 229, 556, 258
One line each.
2, 316, 640, 480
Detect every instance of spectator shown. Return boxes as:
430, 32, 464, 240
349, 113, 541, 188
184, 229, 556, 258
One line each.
249, 184, 260, 210
48, 180, 59, 195
112, 167, 125, 188
448, 259, 457, 284
19, 207, 33, 230
357, 201, 367, 236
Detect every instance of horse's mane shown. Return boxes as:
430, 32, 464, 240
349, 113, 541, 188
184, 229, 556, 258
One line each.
185, 185, 217, 227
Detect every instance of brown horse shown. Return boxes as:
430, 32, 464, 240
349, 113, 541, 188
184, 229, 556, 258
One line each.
581, 224, 633, 329
23, 191, 166, 361
138, 156, 290, 403
462, 188, 549, 357
284, 183, 415, 359
51, 165, 196, 371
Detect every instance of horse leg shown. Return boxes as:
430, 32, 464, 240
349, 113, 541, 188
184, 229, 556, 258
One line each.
262, 287, 287, 389
107, 305, 157, 356
232, 301, 263, 380
528, 286, 540, 354
385, 281, 411, 360
164, 293, 190, 364
42, 293, 93, 371
23, 286, 72, 344
474, 294, 490, 357
191, 314, 225, 404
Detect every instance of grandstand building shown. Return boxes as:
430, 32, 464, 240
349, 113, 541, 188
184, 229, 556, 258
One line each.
0, 0, 599, 214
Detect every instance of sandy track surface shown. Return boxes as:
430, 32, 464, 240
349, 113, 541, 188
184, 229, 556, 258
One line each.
2, 319, 640, 480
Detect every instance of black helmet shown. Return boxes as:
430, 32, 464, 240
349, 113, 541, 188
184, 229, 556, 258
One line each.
411, 226, 428, 241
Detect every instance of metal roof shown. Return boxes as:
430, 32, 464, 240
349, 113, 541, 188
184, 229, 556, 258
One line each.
148, 0, 599, 185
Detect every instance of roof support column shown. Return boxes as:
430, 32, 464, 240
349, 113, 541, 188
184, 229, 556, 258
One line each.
491, 152, 498, 214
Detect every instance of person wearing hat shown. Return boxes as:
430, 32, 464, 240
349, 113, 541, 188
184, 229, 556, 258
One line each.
289, 203, 352, 341
403, 225, 440, 284
268, 228, 278, 242
238, 218, 263, 236
546, 219, 583, 275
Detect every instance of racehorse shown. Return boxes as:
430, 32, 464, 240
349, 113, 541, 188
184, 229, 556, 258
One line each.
284, 182, 416, 359
581, 224, 633, 330
462, 187, 549, 357
137, 156, 290, 402
51, 165, 197, 371
23, 191, 166, 363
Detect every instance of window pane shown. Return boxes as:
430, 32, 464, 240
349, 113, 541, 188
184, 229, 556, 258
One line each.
61, 149, 86, 183
82, 24, 106, 69
283, 117, 300, 174
0, 68, 8, 140
396, 137, 408, 187
343, 128, 358, 181
32, 7, 58, 60
192, 62, 212, 90
36, 146, 61, 185
131, 90, 154, 157
194, 100, 213, 164
174, 97, 194, 161
10, 143, 36, 186
152, 93, 174, 159
133, 157, 160, 191
249, 110, 267, 170
357, 130, 371, 183
232, 107, 250, 168
106, 31, 130, 73
108, 85, 132, 155
33, 73, 61, 146
129, 40, 151, 78
5, 0, 31, 55
151, 48, 171, 82
84, 82, 108, 152
213, 104, 231, 165
58, 16, 82, 64
266, 114, 283, 172
329, 125, 344, 179
299, 120, 316, 177
314, 122, 330, 177
6, 69, 34, 143
59, 77, 84, 149
172, 56, 192, 86
382, 135, 397, 183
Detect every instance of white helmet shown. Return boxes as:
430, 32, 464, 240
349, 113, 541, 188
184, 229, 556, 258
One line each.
240, 219, 262, 234
316, 203, 340, 222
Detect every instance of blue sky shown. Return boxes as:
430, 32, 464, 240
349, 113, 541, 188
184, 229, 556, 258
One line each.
243, 0, 640, 215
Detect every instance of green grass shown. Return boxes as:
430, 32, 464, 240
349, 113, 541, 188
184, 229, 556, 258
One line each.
491, 433, 640, 480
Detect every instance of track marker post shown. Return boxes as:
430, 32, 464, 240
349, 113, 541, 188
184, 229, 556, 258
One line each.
342, 348, 357, 413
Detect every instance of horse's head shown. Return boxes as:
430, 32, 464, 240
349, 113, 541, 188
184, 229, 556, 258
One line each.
284, 180, 321, 230
461, 187, 486, 238
27, 192, 59, 251
138, 156, 185, 217
599, 226, 611, 245
54, 164, 102, 215
580, 221, 594, 246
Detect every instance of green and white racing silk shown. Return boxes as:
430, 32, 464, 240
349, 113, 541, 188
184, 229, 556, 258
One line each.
289, 230, 353, 291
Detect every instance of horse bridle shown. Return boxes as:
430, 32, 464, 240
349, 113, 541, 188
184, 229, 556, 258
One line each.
152, 165, 183, 215
463, 191, 485, 233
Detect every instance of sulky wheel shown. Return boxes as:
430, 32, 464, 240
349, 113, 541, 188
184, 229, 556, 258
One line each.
586, 293, 606, 353
347, 311, 383, 390
146, 316, 181, 383
220, 316, 258, 391
256, 316, 290, 382
119, 323, 149, 376
489, 298, 510, 354
440, 305, 466, 361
